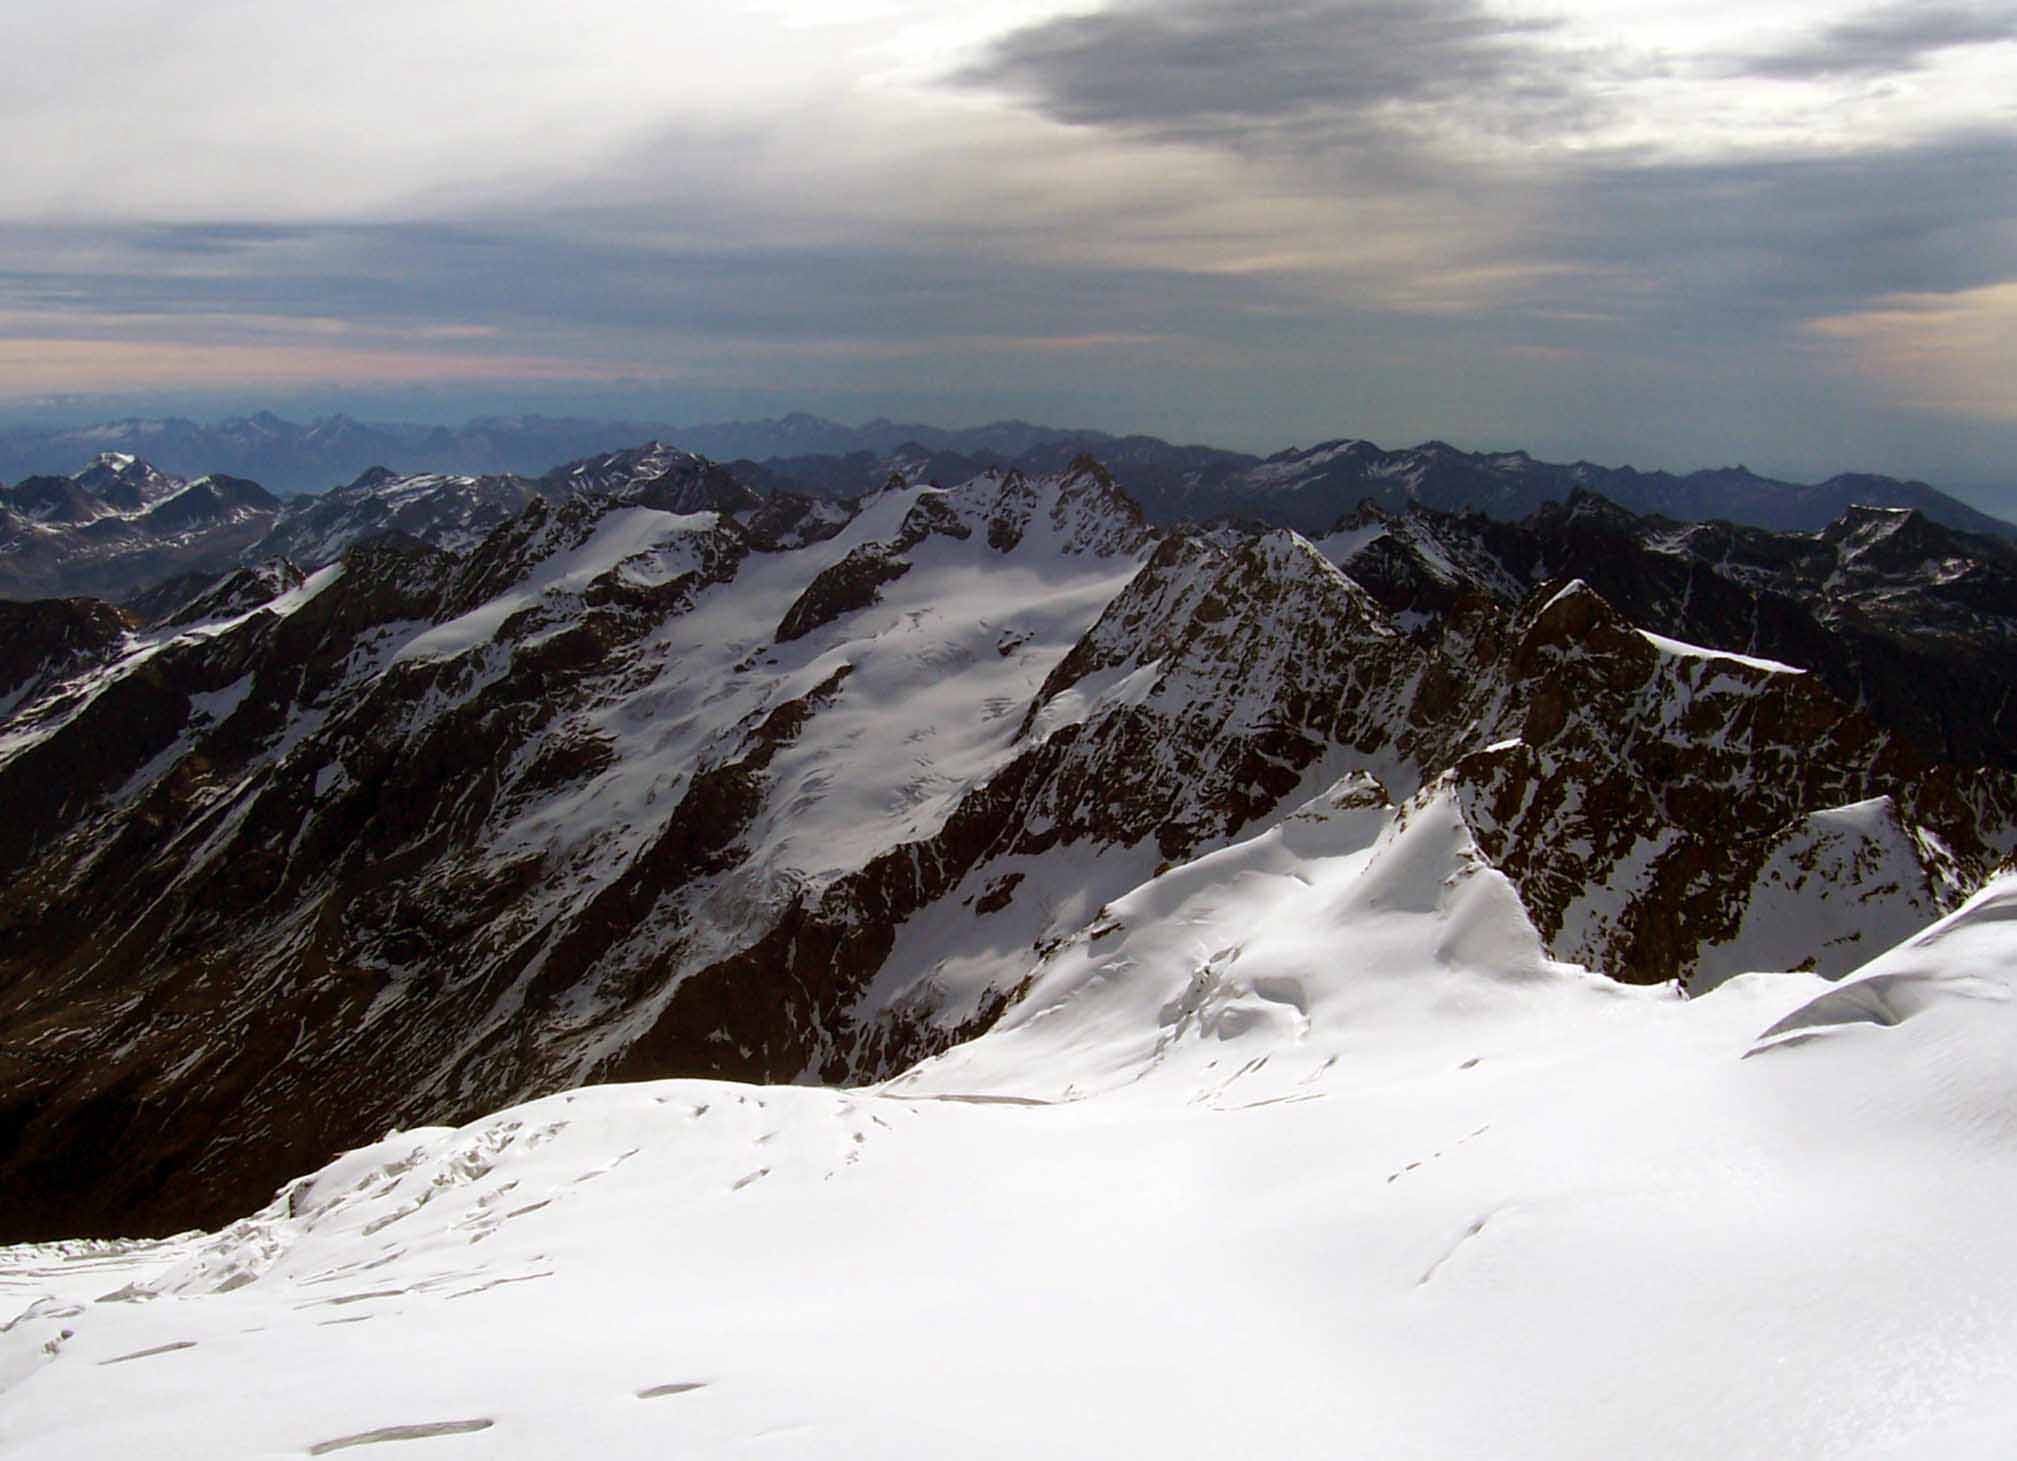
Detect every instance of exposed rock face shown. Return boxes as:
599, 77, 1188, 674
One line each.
69, 452, 185, 512
0, 597, 135, 710
1, 463, 2012, 1245
996, 541, 2014, 992
0, 467, 1151, 1238
775, 546, 914, 643
4, 475, 114, 526
165, 560, 308, 627
1439, 581, 2001, 986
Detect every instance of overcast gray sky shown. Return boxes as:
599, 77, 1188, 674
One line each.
2, 0, 2013, 496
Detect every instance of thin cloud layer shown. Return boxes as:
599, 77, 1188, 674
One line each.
1548, 134, 2017, 322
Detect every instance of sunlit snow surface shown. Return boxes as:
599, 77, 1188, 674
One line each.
9, 796, 2017, 1456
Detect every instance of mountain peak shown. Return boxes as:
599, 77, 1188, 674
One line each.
72, 451, 183, 510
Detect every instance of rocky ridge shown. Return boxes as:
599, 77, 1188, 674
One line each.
760, 434, 2012, 541
1320, 492, 2017, 770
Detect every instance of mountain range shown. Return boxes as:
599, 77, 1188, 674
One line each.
4, 450, 2015, 1243
2, 409, 2008, 530
9, 436, 2017, 1455
0, 412, 1110, 496
6, 421, 2013, 606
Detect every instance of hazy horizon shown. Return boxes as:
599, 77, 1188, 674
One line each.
4, 391, 2013, 512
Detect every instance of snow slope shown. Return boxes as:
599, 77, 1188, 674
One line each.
9, 795, 2017, 1458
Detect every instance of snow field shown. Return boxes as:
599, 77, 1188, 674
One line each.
11, 796, 2017, 1456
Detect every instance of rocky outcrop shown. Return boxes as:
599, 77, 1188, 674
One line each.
775, 546, 912, 642
1441, 580, 2009, 985
0, 596, 135, 708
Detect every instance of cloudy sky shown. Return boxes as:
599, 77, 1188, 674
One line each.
3, 0, 2014, 492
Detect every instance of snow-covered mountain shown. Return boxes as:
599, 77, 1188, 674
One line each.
9, 814, 2017, 1456
239, 465, 547, 570
0, 445, 786, 605
247, 441, 775, 576
1121, 435, 2016, 538
0, 414, 670, 494
0, 412, 1114, 496
3, 454, 2013, 1253
4, 416, 2006, 602
0, 454, 282, 600
1321, 492, 2017, 770
749, 432, 2015, 540
67, 451, 185, 512
8, 445, 2017, 1455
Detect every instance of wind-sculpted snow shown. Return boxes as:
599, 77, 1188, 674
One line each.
1750, 873, 2017, 1049
11, 835, 2017, 1455
884, 774, 1580, 1101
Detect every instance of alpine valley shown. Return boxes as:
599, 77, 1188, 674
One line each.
6, 433, 2017, 1458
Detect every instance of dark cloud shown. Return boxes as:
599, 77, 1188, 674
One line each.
4, 121, 2009, 429
954, 0, 1604, 167
955, 2, 2017, 335
1736, 3, 2017, 80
